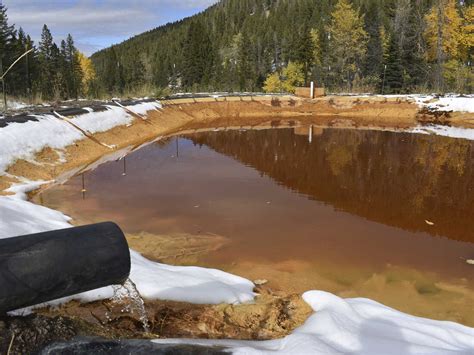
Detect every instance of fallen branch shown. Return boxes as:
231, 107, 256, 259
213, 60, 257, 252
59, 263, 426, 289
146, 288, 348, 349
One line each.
7, 332, 15, 355
113, 101, 154, 124
53, 111, 115, 149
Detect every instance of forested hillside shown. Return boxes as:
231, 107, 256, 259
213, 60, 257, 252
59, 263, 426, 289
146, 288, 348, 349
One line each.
91, 0, 474, 95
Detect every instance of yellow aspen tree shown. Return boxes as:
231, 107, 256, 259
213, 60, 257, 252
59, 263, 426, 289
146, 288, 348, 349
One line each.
263, 72, 282, 93
327, 0, 368, 90
424, 0, 463, 61
263, 62, 304, 94
282, 62, 305, 93
77, 52, 96, 94
459, 5, 474, 61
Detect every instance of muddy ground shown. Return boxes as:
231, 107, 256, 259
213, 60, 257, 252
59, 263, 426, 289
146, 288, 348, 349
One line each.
1, 96, 473, 351
0, 287, 311, 353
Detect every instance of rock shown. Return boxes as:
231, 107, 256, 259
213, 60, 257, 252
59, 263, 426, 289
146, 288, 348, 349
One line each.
254, 279, 268, 286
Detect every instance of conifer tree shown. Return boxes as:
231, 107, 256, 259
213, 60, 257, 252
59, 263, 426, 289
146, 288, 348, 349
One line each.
362, 0, 384, 85
59, 39, 69, 98
383, 33, 404, 93
65, 34, 82, 99
237, 32, 256, 91
38, 24, 56, 99
293, 26, 314, 85
182, 20, 213, 89
0, 3, 16, 95
0, 4, 14, 61
400, 0, 429, 91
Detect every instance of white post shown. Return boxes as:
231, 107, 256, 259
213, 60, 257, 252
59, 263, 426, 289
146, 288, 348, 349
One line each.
310, 81, 315, 99
309, 125, 313, 143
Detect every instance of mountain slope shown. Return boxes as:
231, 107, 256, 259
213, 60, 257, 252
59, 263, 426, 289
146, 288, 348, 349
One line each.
90, 0, 473, 95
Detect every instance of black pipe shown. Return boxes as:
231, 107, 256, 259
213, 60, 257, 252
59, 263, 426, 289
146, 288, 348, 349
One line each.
0, 222, 131, 314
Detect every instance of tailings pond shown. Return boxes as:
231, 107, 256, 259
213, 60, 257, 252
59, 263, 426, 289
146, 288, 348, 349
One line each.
34, 126, 474, 326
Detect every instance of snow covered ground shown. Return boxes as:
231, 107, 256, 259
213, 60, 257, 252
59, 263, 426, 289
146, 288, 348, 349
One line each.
0, 101, 161, 172
0, 98, 473, 353
345, 94, 474, 114
3, 100, 31, 110
412, 95, 474, 113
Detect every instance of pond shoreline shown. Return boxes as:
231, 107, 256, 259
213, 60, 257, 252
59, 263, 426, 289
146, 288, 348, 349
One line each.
1, 96, 474, 351
1, 94, 453, 195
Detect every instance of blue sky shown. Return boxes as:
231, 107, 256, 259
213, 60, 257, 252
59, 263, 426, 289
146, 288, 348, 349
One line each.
2, 0, 218, 55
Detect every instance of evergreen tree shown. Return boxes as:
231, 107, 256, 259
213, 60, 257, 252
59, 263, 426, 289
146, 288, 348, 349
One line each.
293, 25, 314, 85
65, 34, 82, 99
0, 3, 16, 95
181, 20, 213, 89
0, 4, 14, 63
362, 0, 384, 89
59, 39, 69, 98
237, 32, 256, 91
38, 24, 56, 99
101, 47, 124, 94
383, 33, 404, 93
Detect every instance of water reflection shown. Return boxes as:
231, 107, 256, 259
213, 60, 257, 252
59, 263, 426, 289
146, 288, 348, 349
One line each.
190, 127, 474, 243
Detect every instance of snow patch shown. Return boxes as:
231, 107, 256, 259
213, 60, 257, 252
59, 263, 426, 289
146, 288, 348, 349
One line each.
5, 100, 30, 110
70, 105, 133, 134
413, 95, 474, 113
0, 114, 83, 173
0, 100, 162, 174
0, 196, 72, 238
125, 101, 162, 116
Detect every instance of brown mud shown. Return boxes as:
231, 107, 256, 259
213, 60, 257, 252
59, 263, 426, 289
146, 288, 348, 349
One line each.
37, 287, 312, 341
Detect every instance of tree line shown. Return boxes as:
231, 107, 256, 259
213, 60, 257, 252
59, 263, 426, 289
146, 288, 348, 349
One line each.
92, 0, 473, 96
0, 4, 95, 102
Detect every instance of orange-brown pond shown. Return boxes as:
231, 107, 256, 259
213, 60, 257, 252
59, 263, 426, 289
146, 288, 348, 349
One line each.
34, 127, 474, 325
